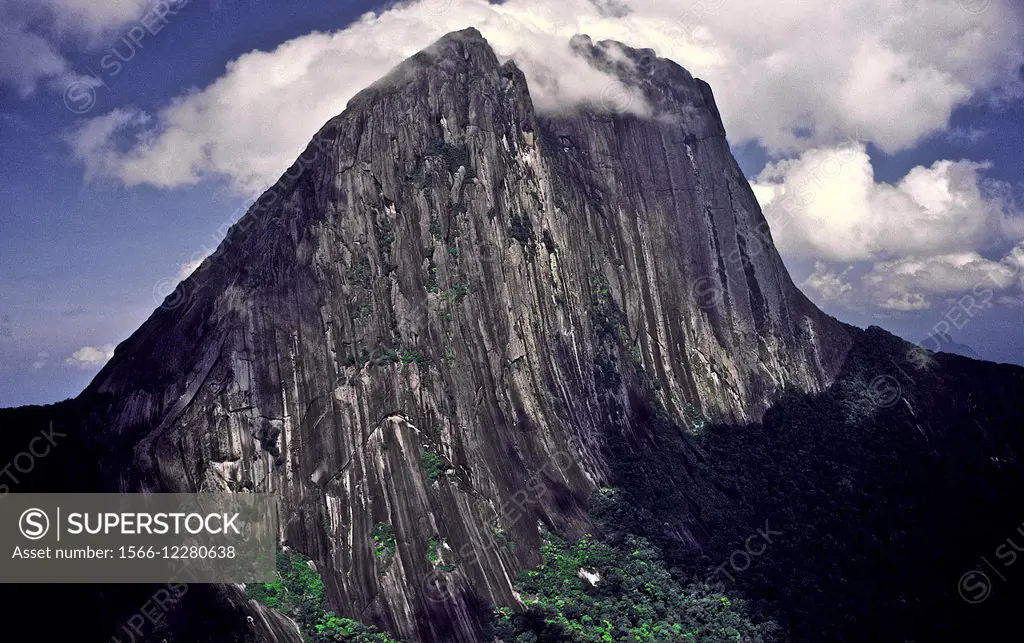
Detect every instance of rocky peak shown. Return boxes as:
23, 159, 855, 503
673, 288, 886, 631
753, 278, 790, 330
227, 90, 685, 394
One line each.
75, 28, 850, 642
343, 27, 509, 111
568, 33, 725, 133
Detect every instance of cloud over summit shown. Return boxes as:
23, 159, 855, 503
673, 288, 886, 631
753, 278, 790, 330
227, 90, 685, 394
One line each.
64, 0, 1024, 193
53, 0, 1024, 316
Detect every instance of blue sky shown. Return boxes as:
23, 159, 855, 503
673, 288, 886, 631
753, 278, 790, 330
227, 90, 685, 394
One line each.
1, 0, 1022, 406
0, 0, 387, 404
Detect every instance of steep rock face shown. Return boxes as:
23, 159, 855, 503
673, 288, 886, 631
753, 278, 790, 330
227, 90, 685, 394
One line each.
0, 401, 303, 643
545, 34, 850, 420
78, 29, 850, 641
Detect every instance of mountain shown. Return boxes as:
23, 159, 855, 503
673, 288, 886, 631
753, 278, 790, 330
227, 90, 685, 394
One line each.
2, 28, 1024, 643
919, 331, 984, 360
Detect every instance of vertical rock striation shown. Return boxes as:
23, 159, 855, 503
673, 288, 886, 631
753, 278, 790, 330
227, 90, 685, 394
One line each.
77, 28, 851, 641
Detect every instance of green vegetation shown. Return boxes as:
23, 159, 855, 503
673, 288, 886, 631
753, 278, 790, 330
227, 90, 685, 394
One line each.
444, 282, 469, 304
421, 450, 447, 481
490, 520, 515, 554
589, 273, 628, 341
510, 214, 535, 248
314, 614, 399, 642
587, 327, 1024, 641
371, 522, 396, 569
350, 302, 373, 320
492, 530, 775, 642
426, 259, 439, 293
681, 404, 706, 432
341, 348, 370, 369
396, 348, 427, 365
590, 273, 612, 304
345, 255, 372, 289
373, 347, 428, 367
425, 246, 468, 306
246, 547, 398, 642
426, 536, 456, 572
375, 217, 395, 249
431, 141, 471, 174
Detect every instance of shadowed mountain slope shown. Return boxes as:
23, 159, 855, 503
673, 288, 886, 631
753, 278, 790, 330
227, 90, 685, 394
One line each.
2, 28, 1022, 643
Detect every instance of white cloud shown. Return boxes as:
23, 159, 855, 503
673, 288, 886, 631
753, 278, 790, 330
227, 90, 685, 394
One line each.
31, 352, 49, 369
66, 344, 116, 368
801, 262, 854, 304
48, 0, 1024, 317
34, 0, 158, 38
795, 244, 1024, 313
0, 0, 166, 95
945, 126, 989, 146
65, 0, 1024, 193
753, 145, 1023, 262
178, 256, 204, 279
863, 246, 1024, 311
0, 18, 71, 97
752, 142, 1024, 312
69, 1, 656, 193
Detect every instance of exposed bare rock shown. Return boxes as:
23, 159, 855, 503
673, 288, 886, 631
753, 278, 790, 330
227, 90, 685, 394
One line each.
75, 28, 851, 642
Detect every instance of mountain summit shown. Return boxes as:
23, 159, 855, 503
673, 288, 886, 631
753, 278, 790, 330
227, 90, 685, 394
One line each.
4, 28, 1023, 643
74, 27, 850, 640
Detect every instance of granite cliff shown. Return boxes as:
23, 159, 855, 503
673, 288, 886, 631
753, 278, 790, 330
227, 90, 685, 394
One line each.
7, 27, 1022, 643
60, 28, 850, 641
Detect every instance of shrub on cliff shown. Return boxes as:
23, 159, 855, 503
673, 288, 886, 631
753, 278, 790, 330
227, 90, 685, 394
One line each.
247, 547, 399, 642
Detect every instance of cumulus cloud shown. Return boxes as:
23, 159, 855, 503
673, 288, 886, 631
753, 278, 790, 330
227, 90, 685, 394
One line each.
753, 144, 1024, 262
0, 0, 158, 95
66, 344, 116, 368
790, 238, 1024, 313
65, 0, 1024, 193
68, 0, 656, 193
801, 262, 854, 304
47, 0, 1024, 317
31, 352, 48, 370
752, 140, 1024, 311
863, 246, 1024, 311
